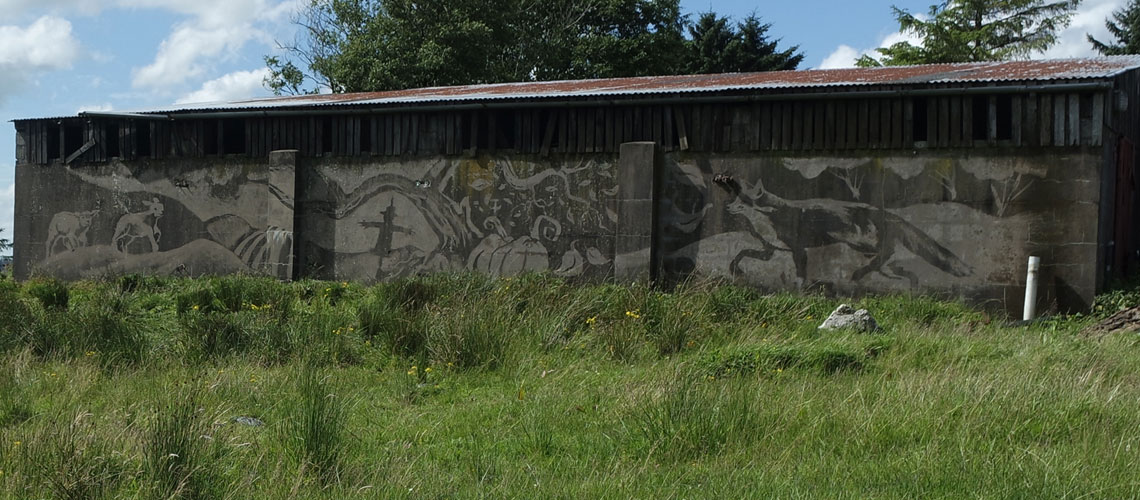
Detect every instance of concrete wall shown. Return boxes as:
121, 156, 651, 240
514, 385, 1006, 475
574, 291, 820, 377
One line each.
659, 149, 1103, 311
293, 153, 620, 281
12, 144, 1104, 313
14, 155, 294, 280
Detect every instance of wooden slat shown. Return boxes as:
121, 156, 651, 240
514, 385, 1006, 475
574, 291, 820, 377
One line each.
791, 102, 804, 150
585, 108, 596, 153
949, 97, 962, 147
1068, 93, 1080, 146
1053, 94, 1066, 146
903, 99, 914, 146
767, 102, 779, 151
1092, 92, 1105, 146
517, 110, 527, 152
924, 99, 936, 146
487, 112, 497, 153
1011, 96, 1023, 146
858, 100, 870, 147
1040, 95, 1053, 146
835, 101, 847, 149
817, 102, 829, 150
540, 112, 556, 156
531, 110, 542, 153
675, 106, 690, 151
939, 97, 952, 148
576, 108, 588, 152
780, 102, 793, 150
664, 106, 675, 151
604, 107, 615, 152
868, 100, 881, 148
1024, 94, 1038, 147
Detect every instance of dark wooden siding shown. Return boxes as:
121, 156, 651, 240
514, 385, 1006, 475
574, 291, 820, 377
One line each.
16, 91, 1112, 165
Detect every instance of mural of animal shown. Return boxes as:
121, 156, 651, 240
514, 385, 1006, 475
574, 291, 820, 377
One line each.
722, 177, 973, 288
45, 210, 98, 256
112, 198, 165, 254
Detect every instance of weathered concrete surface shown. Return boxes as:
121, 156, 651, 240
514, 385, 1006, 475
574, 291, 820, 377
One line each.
294, 154, 619, 282
12, 141, 1106, 314
14, 156, 292, 280
659, 150, 1103, 313
614, 142, 660, 282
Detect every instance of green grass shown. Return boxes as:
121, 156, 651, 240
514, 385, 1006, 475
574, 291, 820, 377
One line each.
0, 273, 1138, 498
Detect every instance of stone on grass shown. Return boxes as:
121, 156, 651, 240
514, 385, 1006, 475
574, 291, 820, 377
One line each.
233, 416, 265, 427
818, 304, 879, 332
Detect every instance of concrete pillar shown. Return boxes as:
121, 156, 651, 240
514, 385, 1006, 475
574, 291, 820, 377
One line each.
264, 150, 297, 280
614, 142, 661, 282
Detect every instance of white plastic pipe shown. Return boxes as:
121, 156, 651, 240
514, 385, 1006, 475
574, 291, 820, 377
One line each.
1023, 256, 1041, 321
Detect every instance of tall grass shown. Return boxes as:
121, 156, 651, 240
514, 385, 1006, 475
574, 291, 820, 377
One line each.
0, 273, 1135, 497
283, 365, 345, 484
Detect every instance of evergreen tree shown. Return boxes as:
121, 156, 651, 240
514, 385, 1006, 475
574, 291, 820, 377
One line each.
857, 0, 1081, 67
1089, 0, 1140, 55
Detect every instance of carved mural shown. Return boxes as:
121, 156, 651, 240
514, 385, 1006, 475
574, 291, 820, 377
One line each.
298, 156, 617, 280
20, 148, 1094, 311
659, 154, 1052, 294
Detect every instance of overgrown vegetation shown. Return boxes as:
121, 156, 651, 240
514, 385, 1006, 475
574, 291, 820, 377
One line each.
0, 272, 1137, 497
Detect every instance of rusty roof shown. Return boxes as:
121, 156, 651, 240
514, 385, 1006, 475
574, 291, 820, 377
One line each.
46, 56, 1140, 119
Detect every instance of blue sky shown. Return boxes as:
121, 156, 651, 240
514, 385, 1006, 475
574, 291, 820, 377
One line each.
0, 0, 1128, 252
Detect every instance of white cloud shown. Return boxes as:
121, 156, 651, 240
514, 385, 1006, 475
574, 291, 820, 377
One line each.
0, 16, 81, 105
1044, 0, 1126, 58
0, 16, 80, 69
128, 0, 299, 91
820, 45, 860, 70
818, 29, 923, 69
176, 68, 269, 104
132, 22, 257, 89
77, 103, 113, 112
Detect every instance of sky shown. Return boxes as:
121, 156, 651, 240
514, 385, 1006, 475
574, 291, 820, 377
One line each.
0, 0, 1129, 254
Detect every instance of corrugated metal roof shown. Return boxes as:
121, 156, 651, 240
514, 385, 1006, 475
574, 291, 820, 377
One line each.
25, 56, 1140, 120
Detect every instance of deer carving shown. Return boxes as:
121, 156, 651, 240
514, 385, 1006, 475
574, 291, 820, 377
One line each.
112, 198, 164, 254
45, 209, 98, 256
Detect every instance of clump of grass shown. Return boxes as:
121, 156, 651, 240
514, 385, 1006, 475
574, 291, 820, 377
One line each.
283, 366, 345, 484
0, 358, 31, 427
73, 290, 149, 366
24, 277, 70, 310
427, 306, 510, 369
24, 411, 127, 499
701, 336, 887, 378
146, 385, 217, 499
0, 281, 34, 353
634, 372, 762, 460
358, 280, 433, 356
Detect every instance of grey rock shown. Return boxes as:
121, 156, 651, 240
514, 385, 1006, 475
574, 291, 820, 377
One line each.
233, 416, 264, 427
818, 304, 879, 332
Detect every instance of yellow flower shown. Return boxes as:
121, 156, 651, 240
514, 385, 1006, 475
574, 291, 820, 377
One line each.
341, 282, 348, 287
625, 310, 641, 320
586, 316, 597, 326
85, 351, 96, 357
406, 370, 415, 376
446, 362, 454, 367
192, 304, 199, 311
12, 441, 20, 447
424, 367, 432, 373
776, 368, 783, 374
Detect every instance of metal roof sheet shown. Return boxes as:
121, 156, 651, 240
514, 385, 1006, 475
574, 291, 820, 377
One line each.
20, 56, 1140, 121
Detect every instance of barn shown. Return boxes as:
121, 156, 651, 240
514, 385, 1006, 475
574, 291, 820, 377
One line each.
12, 56, 1140, 312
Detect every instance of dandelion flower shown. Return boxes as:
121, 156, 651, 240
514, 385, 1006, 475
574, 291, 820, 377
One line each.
424, 367, 432, 373
192, 304, 199, 311
586, 316, 597, 326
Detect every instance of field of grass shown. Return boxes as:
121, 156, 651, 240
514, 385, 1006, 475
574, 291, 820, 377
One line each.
0, 273, 1138, 498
